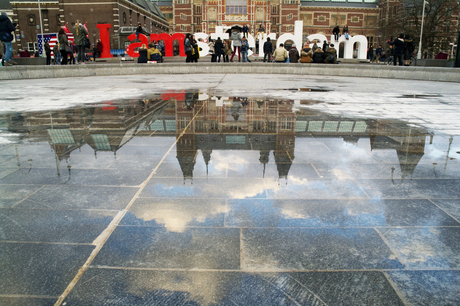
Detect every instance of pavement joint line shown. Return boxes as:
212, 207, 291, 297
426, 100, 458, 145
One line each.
259, 276, 304, 306
0, 241, 92, 245
114, 225, 460, 229
374, 228, 406, 269
53, 98, 209, 306
0, 294, 59, 299
86, 266, 460, 272
10, 185, 45, 208
427, 198, 460, 225
382, 271, 411, 306
285, 274, 329, 306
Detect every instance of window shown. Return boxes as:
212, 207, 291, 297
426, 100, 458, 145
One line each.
123, 12, 127, 24
144, 16, 146, 24
272, 17, 277, 25
28, 14, 36, 26
196, 6, 201, 14
181, 24, 187, 31
272, 5, 277, 14
177, 0, 189, 3
27, 42, 38, 52
226, 0, 247, 15
56, 14, 60, 26
181, 13, 187, 20
284, 0, 296, 3
137, 13, 140, 22
286, 25, 293, 31
196, 16, 201, 24
287, 13, 293, 21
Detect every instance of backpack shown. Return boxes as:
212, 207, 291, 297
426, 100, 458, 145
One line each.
326, 54, 335, 63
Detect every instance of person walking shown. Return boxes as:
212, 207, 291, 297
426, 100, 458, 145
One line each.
0, 11, 17, 66
44, 41, 51, 65
72, 20, 88, 64
289, 44, 299, 63
58, 28, 68, 65
273, 43, 288, 63
387, 33, 404, 66
333, 25, 340, 41
241, 36, 249, 62
214, 37, 224, 62
230, 29, 242, 62
263, 37, 273, 62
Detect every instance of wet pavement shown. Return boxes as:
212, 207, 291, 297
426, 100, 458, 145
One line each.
0, 81, 460, 305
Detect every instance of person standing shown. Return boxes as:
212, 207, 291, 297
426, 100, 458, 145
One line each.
58, 28, 68, 65
367, 45, 374, 62
53, 43, 60, 64
289, 44, 299, 63
214, 37, 224, 62
44, 41, 51, 65
184, 33, 192, 63
0, 11, 17, 66
333, 26, 340, 41
224, 39, 232, 62
273, 43, 288, 63
230, 29, 242, 62
376, 45, 383, 63
96, 39, 103, 58
387, 33, 405, 66
240, 37, 249, 62
242, 24, 249, 38
72, 20, 88, 64
404, 34, 414, 66
191, 35, 199, 63
208, 39, 216, 62
263, 37, 273, 62
322, 40, 329, 53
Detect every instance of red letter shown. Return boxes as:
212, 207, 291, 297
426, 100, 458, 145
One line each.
97, 24, 113, 58
126, 33, 149, 58
151, 33, 186, 57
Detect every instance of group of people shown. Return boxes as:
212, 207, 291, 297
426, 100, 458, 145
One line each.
386, 34, 415, 66
0, 11, 17, 66
138, 41, 163, 63
263, 39, 337, 64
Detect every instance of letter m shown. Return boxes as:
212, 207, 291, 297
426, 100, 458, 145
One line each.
150, 33, 186, 57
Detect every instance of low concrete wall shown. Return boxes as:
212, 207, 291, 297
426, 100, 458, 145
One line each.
12, 57, 47, 66
416, 59, 449, 67
1, 63, 460, 82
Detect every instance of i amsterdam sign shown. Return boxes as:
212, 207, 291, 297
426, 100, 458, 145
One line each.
98, 21, 368, 60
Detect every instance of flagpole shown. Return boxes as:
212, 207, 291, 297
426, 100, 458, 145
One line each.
38, 0, 44, 57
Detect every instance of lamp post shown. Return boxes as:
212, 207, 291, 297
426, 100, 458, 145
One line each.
450, 43, 456, 59
416, 0, 427, 59
38, 0, 44, 57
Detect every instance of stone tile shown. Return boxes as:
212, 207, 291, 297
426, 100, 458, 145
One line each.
120, 197, 226, 230
0, 155, 15, 164
357, 179, 460, 199
0, 168, 17, 179
16, 185, 137, 210
430, 199, 460, 221
265, 178, 368, 199
0, 208, 118, 243
380, 227, 460, 269
0, 185, 43, 208
387, 270, 460, 306
225, 199, 459, 228
107, 155, 165, 170
0, 242, 94, 295
152, 159, 228, 178
0, 297, 56, 306
65, 269, 404, 306
141, 178, 267, 199
93, 226, 240, 269
0, 168, 151, 186
242, 228, 403, 270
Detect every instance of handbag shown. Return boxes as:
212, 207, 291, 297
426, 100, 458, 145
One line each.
65, 44, 72, 53
82, 36, 91, 48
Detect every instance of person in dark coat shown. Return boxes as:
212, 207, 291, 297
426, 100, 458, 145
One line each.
325, 44, 337, 64
137, 44, 148, 63
44, 41, 51, 65
135, 23, 143, 39
403, 34, 414, 66
242, 24, 249, 37
96, 39, 103, 58
214, 37, 224, 62
333, 26, 340, 41
58, 28, 68, 65
387, 33, 405, 66
0, 11, 17, 66
367, 45, 374, 62
322, 40, 329, 53
312, 48, 325, 63
289, 44, 299, 63
263, 37, 273, 62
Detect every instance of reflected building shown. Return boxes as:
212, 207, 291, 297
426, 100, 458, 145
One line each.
4, 93, 430, 182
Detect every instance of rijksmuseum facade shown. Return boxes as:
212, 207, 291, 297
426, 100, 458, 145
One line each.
158, 0, 381, 46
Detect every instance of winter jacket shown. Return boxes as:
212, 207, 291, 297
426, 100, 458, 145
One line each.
300, 47, 312, 63
214, 39, 224, 55
404, 39, 414, 59
138, 47, 148, 63
0, 14, 15, 42
289, 47, 300, 63
58, 34, 68, 50
72, 24, 88, 46
231, 31, 242, 47
312, 48, 325, 63
325, 47, 337, 64
263, 40, 273, 53
241, 40, 249, 52
224, 40, 232, 55
333, 26, 340, 35
184, 38, 192, 52
147, 47, 162, 61
273, 46, 288, 62
388, 38, 405, 56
